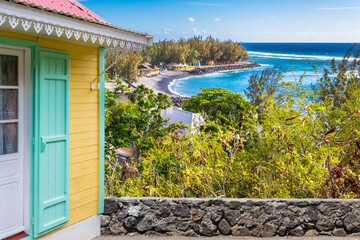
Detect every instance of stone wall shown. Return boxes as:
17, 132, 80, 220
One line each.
101, 197, 360, 238
188, 63, 261, 76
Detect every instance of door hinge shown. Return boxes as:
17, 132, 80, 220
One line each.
32, 217, 35, 225
32, 137, 35, 146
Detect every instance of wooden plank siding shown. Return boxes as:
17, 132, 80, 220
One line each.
0, 30, 100, 232
38, 37, 100, 228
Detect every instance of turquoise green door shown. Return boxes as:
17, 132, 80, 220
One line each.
34, 49, 70, 237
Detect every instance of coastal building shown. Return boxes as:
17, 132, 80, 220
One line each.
139, 62, 159, 76
0, 0, 152, 240
166, 62, 180, 70
161, 108, 205, 135
193, 60, 201, 67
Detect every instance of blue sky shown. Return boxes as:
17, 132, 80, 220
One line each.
80, 0, 360, 42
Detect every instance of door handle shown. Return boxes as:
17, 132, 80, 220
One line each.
40, 135, 67, 153
40, 137, 47, 152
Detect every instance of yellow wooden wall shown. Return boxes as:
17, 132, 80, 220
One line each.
0, 30, 100, 231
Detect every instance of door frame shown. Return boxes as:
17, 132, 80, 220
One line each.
0, 44, 31, 236
0, 37, 37, 239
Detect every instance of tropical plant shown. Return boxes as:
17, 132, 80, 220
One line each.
105, 84, 172, 149
183, 88, 256, 133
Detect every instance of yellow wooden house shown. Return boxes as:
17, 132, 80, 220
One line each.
0, 0, 152, 239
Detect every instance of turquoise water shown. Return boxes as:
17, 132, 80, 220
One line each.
169, 43, 356, 97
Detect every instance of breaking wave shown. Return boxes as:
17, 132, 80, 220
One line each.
248, 51, 354, 61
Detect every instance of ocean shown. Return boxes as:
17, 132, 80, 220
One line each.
168, 43, 356, 97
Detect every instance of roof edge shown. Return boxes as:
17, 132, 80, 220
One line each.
0, 1, 153, 48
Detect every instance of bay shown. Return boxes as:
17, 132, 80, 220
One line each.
169, 43, 355, 97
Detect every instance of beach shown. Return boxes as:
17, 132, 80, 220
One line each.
135, 63, 261, 97
135, 71, 191, 96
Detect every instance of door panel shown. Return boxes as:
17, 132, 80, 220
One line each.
0, 48, 25, 240
34, 49, 70, 237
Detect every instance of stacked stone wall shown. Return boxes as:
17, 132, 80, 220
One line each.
188, 63, 261, 75
101, 197, 360, 238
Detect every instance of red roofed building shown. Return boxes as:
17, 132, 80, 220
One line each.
0, 1, 152, 240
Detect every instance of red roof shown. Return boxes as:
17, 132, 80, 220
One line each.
14, 0, 108, 24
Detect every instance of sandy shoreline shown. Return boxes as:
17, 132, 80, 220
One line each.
135, 71, 191, 97
135, 63, 261, 97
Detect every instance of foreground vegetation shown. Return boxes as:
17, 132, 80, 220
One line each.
105, 47, 360, 199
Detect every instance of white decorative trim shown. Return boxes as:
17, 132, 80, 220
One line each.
21, 19, 31, 31
82, 32, 89, 42
0, 15, 6, 26
55, 27, 64, 37
113, 39, 119, 47
44, 24, 54, 35
90, 34, 97, 43
65, 29, 73, 39
34, 23, 44, 33
99, 36, 105, 45
0, 1, 151, 48
9, 16, 20, 29
74, 30, 81, 40
33, 22, 43, 33
106, 37, 112, 46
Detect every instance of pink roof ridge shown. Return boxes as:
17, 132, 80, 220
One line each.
10, 0, 150, 37
14, 0, 109, 24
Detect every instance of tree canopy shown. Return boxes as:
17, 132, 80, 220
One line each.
142, 36, 249, 66
105, 83, 172, 149
182, 88, 255, 133
106, 51, 142, 85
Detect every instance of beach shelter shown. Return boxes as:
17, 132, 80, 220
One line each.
138, 62, 159, 76
0, 1, 152, 239
193, 60, 200, 67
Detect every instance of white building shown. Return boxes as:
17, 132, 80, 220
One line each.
161, 108, 205, 135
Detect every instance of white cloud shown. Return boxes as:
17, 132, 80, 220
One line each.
188, 17, 195, 22
316, 7, 360, 10
213, 17, 221, 22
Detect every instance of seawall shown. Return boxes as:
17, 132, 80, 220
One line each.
188, 63, 261, 76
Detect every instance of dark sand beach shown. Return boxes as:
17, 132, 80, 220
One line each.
135, 71, 191, 96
